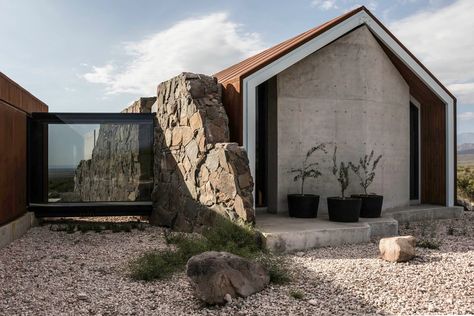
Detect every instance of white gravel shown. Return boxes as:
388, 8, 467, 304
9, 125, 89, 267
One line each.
1, 214, 473, 315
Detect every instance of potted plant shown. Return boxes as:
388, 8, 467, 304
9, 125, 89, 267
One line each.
327, 146, 361, 222
350, 150, 383, 218
287, 143, 327, 218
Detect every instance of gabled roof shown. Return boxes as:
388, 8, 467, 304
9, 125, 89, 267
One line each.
214, 7, 363, 83
214, 6, 454, 101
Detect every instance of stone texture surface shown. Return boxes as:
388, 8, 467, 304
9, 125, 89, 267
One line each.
379, 235, 416, 262
121, 97, 156, 113
74, 99, 154, 202
150, 73, 254, 231
276, 25, 410, 214
186, 251, 270, 304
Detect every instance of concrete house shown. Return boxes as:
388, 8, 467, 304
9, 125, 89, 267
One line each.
215, 6, 457, 216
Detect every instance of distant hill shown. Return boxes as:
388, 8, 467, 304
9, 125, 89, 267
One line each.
458, 143, 474, 154
458, 133, 474, 145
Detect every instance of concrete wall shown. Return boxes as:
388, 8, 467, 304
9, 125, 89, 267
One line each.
276, 26, 410, 214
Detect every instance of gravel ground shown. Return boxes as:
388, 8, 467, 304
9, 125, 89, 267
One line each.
1, 214, 473, 315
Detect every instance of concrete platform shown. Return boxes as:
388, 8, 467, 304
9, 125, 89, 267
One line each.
256, 205, 463, 253
0, 212, 37, 249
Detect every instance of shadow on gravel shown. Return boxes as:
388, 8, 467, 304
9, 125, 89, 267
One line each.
42, 218, 148, 234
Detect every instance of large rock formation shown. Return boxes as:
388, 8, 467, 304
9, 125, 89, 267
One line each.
121, 97, 156, 114
74, 98, 155, 202
151, 73, 254, 231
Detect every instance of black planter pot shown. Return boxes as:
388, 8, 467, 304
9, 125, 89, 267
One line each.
351, 194, 384, 218
327, 197, 361, 222
287, 194, 320, 218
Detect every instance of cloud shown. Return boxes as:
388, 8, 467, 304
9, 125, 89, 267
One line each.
448, 83, 474, 104
82, 13, 265, 95
83, 65, 114, 84
311, 0, 339, 10
458, 112, 474, 121
389, 0, 474, 104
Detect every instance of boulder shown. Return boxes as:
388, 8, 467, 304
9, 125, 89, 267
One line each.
379, 236, 416, 262
186, 251, 270, 304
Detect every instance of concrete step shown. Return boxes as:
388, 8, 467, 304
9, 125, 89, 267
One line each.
257, 214, 398, 253
257, 205, 463, 253
384, 205, 463, 224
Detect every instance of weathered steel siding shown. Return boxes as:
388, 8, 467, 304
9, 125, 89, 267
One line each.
220, 78, 243, 145
0, 72, 48, 226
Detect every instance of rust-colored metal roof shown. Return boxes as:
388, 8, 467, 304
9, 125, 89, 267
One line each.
213, 6, 455, 101
214, 6, 364, 83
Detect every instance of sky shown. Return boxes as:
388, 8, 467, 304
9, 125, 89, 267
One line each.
1, 0, 473, 133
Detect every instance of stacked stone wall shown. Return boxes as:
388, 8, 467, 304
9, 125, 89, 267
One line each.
151, 73, 254, 231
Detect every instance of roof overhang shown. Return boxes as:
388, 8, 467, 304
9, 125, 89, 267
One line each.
240, 8, 456, 206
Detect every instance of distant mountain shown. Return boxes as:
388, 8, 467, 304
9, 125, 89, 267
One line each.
458, 133, 474, 145
458, 143, 474, 153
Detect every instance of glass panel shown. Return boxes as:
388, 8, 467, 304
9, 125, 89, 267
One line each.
47, 122, 153, 203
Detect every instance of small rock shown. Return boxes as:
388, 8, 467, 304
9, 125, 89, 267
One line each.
295, 252, 305, 257
224, 293, 232, 304
379, 236, 416, 262
308, 299, 318, 306
77, 292, 88, 301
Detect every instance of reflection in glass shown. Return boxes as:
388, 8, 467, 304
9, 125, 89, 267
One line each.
47, 123, 152, 203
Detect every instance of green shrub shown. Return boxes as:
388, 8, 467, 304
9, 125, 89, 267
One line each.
289, 289, 304, 300
417, 239, 441, 250
129, 216, 287, 283
129, 250, 184, 281
256, 255, 290, 284
447, 226, 455, 236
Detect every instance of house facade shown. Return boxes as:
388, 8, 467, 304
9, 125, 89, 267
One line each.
215, 7, 457, 215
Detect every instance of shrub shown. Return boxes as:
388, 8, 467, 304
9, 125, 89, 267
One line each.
129, 216, 289, 283
331, 146, 355, 198
256, 255, 290, 284
129, 250, 184, 281
350, 150, 382, 195
417, 239, 441, 250
288, 143, 327, 195
289, 289, 304, 300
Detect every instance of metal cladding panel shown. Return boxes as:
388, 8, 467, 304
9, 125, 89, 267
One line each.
0, 73, 48, 226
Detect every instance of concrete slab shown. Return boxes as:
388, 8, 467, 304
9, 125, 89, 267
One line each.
383, 205, 464, 224
257, 212, 398, 252
257, 205, 463, 252
0, 212, 36, 249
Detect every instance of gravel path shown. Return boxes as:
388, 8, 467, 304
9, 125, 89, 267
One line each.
1, 214, 473, 315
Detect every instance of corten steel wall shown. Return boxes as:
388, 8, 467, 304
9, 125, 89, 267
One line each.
0, 72, 48, 226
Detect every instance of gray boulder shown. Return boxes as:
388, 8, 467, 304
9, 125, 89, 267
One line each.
186, 251, 270, 304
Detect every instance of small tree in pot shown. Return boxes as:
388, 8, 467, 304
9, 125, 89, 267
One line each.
287, 143, 327, 218
350, 150, 383, 218
327, 146, 361, 222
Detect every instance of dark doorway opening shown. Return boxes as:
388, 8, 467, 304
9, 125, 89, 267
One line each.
255, 77, 278, 211
410, 103, 420, 201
